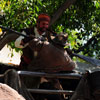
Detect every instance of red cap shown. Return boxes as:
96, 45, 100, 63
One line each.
37, 14, 50, 23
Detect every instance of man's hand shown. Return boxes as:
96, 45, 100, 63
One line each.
22, 35, 35, 44
65, 48, 73, 55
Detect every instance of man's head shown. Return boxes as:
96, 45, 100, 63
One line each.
36, 13, 50, 35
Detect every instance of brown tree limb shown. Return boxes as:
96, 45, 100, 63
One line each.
50, 0, 77, 26
0, 33, 19, 50
74, 34, 100, 53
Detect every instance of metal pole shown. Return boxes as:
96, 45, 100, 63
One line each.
28, 89, 74, 95
17, 71, 81, 79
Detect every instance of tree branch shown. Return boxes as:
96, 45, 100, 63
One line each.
0, 33, 19, 50
50, 0, 77, 26
74, 34, 100, 53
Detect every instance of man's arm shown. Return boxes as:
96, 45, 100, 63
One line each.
15, 31, 28, 48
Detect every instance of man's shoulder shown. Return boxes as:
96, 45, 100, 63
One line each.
21, 26, 35, 35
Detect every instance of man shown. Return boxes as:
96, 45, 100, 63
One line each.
15, 13, 51, 70
15, 13, 65, 100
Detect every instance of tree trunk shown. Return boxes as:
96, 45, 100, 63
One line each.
50, 0, 76, 26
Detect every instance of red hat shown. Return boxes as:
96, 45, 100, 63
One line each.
37, 13, 50, 23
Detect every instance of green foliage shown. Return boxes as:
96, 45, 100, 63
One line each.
0, 0, 42, 29
0, 0, 100, 60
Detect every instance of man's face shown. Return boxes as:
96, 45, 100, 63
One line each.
37, 21, 49, 33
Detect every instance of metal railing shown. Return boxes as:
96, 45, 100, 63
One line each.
17, 71, 81, 95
